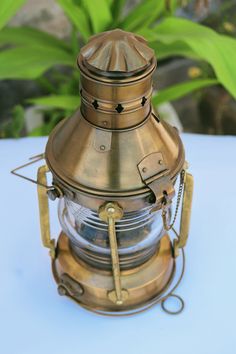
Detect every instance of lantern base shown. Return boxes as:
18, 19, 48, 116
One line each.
52, 232, 175, 314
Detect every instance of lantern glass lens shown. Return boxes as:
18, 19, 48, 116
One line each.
58, 198, 165, 269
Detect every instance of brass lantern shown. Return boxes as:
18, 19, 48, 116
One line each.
12, 29, 193, 315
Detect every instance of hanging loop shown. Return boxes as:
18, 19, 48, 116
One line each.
161, 294, 184, 315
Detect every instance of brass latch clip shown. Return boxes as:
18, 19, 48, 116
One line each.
138, 152, 175, 211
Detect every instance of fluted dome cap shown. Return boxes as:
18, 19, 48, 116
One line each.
78, 29, 156, 78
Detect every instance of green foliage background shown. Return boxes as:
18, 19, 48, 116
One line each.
0, 0, 235, 137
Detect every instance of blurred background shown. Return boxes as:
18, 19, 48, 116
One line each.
0, 0, 236, 138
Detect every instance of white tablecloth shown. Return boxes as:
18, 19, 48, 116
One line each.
0, 134, 235, 354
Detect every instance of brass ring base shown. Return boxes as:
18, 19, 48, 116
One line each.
52, 232, 175, 314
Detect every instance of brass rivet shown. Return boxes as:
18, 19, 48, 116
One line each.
102, 121, 108, 126
100, 145, 106, 151
116, 300, 123, 305
47, 188, 59, 201
107, 207, 115, 214
158, 160, 163, 165
142, 167, 147, 173
58, 285, 67, 296
78, 288, 83, 295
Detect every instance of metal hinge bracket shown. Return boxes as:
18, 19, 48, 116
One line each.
138, 152, 175, 211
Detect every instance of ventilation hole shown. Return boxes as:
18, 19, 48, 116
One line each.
152, 112, 160, 123
115, 104, 124, 113
141, 96, 147, 106
92, 100, 99, 109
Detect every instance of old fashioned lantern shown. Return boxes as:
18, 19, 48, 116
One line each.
12, 29, 193, 315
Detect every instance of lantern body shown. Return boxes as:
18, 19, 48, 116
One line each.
13, 29, 193, 314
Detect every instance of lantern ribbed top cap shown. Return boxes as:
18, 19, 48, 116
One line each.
78, 29, 156, 78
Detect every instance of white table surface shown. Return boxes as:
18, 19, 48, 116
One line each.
1, 133, 236, 354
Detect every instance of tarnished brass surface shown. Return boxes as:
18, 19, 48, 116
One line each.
98, 202, 128, 305
174, 172, 194, 257
45, 112, 184, 208
78, 29, 156, 129
37, 165, 56, 259
79, 55, 154, 130
52, 232, 175, 312
12, 29, 193, 314
79, 29, 155, 75
138, 152, 176, 210
45, 28, 185, 206
57, 273, 84, 298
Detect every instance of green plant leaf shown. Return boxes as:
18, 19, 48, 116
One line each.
164, 0, 178, 15
11, 105, 25, 137
119, 0, 165, 32
1, 105, 25, 138
0, 0, 26, 30
0, 47, 75, 80
110, 0, 126, 24
0, 27, 70, 51
152, 78, 218, 106
105, 0, 113, 7
29, 125, 48, 137
149, 40, 200, 60
29, 110, 66, 136
81, 0, 112, 33
28, 95, 80, 110
142, 18, 236, 98
140, 27, 200, 60
57, 0, 91, 41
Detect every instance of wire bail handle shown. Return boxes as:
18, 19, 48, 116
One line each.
11, 154, 63, 258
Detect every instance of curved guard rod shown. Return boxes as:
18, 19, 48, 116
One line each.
37, 165, 56, 259
174, 172, 194, 257
99, 202, 128, 305
108, 214, 123, 303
